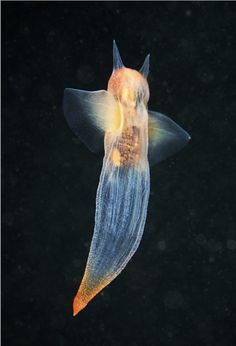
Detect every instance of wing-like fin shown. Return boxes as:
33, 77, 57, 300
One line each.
63, 88, 120, 152
148, 110, 191, 165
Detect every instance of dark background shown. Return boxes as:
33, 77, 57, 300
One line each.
2, 2, 236, 345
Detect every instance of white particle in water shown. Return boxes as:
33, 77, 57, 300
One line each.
227, 239, 236, 250
158, 240, 166, 251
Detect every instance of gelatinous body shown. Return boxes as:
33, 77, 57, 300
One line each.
63, 41, 190, 316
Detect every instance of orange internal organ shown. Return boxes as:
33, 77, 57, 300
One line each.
111, 126, 141, 167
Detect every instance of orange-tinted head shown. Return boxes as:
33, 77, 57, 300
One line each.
108, 41, 150, 107
108, 67, 149, 107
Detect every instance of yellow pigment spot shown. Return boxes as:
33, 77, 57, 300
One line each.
111, 148, 121, 166
104, 100, 121, 132
148, 117, 159, 142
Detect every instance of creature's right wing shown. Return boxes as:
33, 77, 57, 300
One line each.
148, 110, 191, 165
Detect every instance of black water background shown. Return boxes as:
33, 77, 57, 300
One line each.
2, 2, 236, 346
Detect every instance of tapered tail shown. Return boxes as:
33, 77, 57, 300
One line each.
73, 158, 150, 316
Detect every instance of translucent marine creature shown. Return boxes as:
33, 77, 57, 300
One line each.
63, 41, 190, 316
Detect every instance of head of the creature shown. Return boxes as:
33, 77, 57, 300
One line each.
107, 41, 150, 108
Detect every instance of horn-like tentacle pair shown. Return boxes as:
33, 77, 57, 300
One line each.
113, 40, 150, 78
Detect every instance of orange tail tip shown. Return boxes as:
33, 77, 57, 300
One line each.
72, 273, 112, 316
73, 295, 88, 316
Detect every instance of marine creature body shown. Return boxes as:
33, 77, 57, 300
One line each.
63, 41, 190, 316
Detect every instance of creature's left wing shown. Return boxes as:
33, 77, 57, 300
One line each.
63, 89, 120, 152
148, 110, 191, 165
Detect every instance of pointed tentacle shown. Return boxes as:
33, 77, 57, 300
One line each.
113, 40, 124, 70
139, 54, 150, 78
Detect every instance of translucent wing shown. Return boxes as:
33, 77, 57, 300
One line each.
148, 110, 191, 165
63, 88, 120, 152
